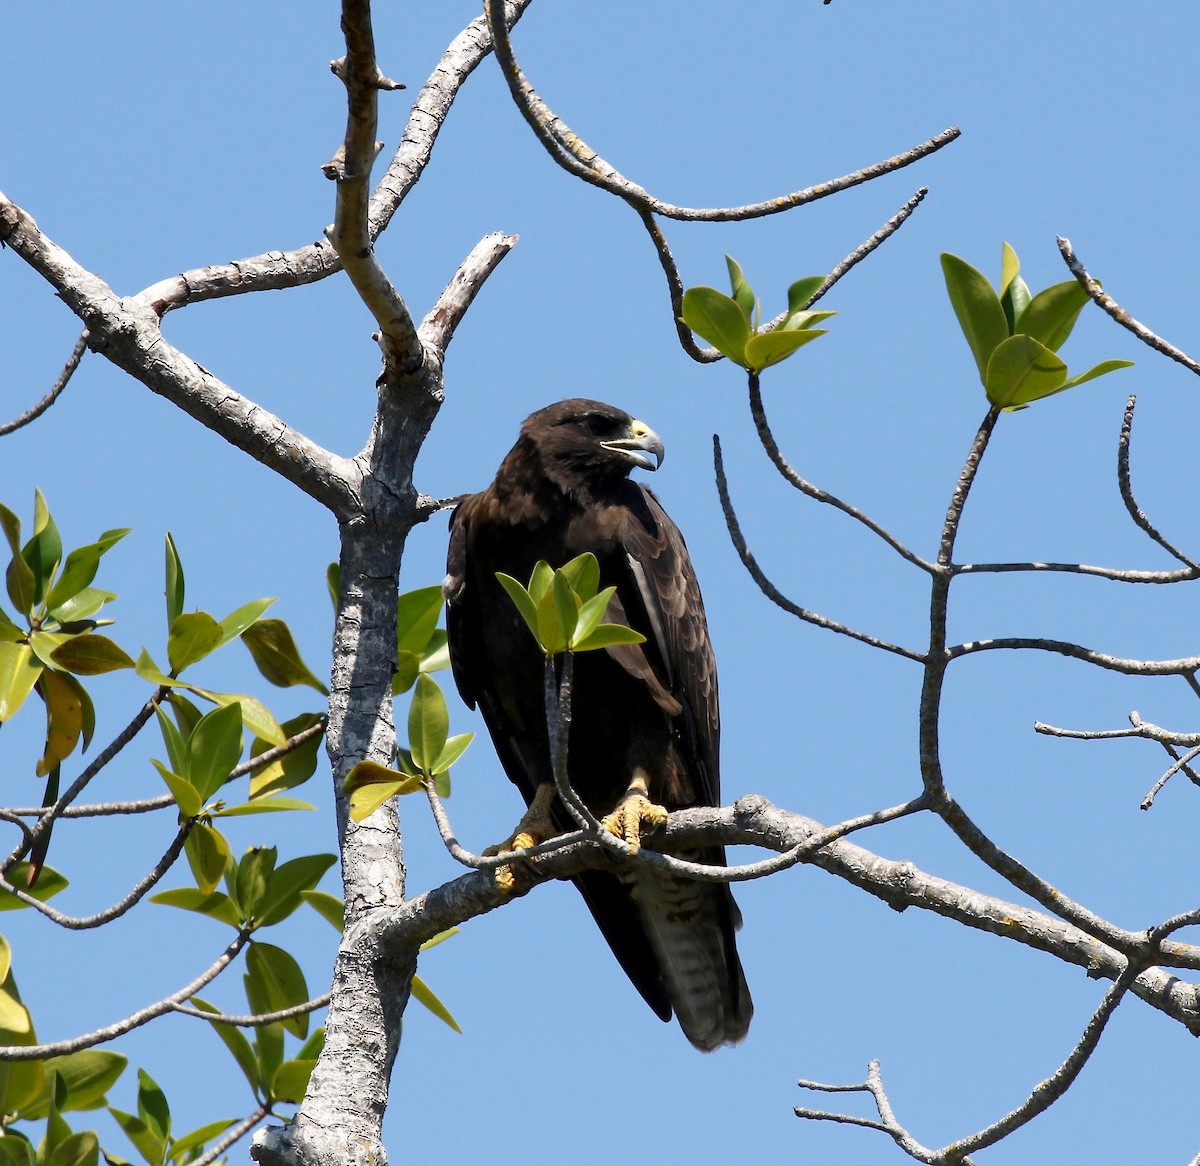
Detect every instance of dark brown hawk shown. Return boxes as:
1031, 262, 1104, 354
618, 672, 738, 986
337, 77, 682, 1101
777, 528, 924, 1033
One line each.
444, 399, 752, 1050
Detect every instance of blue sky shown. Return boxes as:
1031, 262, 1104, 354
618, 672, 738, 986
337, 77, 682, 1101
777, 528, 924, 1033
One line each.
3, 2, 1199, 1162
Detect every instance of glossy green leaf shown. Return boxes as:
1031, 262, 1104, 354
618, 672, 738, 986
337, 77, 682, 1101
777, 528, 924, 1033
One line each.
409, 974, 462, 1033
166, 1119, 238, 1165
188, 997, 261, 1093
680, 286, 751, 365
1057, 359, 1135, 391
28, 630, 71, 670
167, 612, 222, 673
999, 241, 1020, 296
184, 822, 231, 896
246, 943, 310, 1038
44, 529, 128, 613
235, 846, 276, 924
50, 587, 116, 627
744, 328, 827, 371
777, 309, 836, 332
164, 534, 184, 632
0, 1136, 33, 1166
135, 1069, 170, 1143
200, 690, 286, 748
419, 629, 450, 675
348, 780, 411, 822
148, 888, 241, 929
0, 608, 22, 643
396, 586, 445, 654
558, 553, 600, 600
211, 796, 315, 817
343, 758, 416, 792
420, 928, 459, 952
23, 490, 62, 606
785, 275, 826, 318
495, 573, 539, 642
253, 1019, 284, 1089
534, 588, 567, 656
151, 759, 201, 817
430, 732, 473, 776
551, 571, 579, 645
984, 334, 1068, 408
0, 643, 42, 721
0, 864, 67, 911
1001, 272, 1031, 333
187, 702, 244, 802
941, 252, 1010, 383
1015, 279, 1090, 352
36, 668, 86, 776
257, 853, 337, 928
47, 1129, 98, 1166
0, 988, 28, 1035
0, 504, 33, 617
216, 597, 275, 648
134, 649, 173, 688
528, 561, 554, 603
270, 1058, 317, 1104
724, 254, 755, 319
248, 712, 325, 799
300, 890, 344, 932
154, 707, 187, 776
24, 1051, 126, 1118
241, 619, 327, 694
48, 634, 134, 676
572, 586, 616, 648
109, 1107, 163, 1166
325, 562, 340, 611
408, 674, 448, 773
573, 623, 646, 652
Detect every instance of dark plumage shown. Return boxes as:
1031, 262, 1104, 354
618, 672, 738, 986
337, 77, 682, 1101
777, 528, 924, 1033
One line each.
444, 399, 752, 1050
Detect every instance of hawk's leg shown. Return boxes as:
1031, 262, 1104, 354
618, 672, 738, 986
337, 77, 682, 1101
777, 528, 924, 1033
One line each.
485, 781, 558, 893
601, 768, 668, 855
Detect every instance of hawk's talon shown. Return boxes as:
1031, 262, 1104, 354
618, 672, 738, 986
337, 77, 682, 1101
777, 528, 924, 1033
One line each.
486, 784, 557, 893
601, 791, 669, 855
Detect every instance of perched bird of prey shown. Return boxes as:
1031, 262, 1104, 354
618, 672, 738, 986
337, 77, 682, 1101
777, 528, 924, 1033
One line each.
444, 398, 752, 1050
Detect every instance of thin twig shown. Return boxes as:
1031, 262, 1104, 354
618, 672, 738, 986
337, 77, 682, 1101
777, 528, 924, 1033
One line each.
1058, 237, 1200, 375
192, 1106, 271, 1166
0, 330, 87, 435
0, 930, 250, 1059
714, 435, 926, 662
171, 993, 331, 1027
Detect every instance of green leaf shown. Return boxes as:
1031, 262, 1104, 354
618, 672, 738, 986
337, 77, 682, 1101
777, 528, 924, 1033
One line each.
164, 535, 184, 632
148, 888, 241, 929
165, 1119, 238, 1165
0, 1136, 34, 1166
151, 759, 201, 817
24, 1051, 126, 1118
785, 275, 826, 318
534, 588, 567, 656
572, 587, 616, 648
257, 853, 337, 928
135, 1069, 170, 1144
724, 254, 755, 319
184, 822, 231, 896
0, 608, 23, 643
573, 623, 646, 652
999, 241, 1020, 296
558, 553, 600, 600
253, 1021, 284, 1090
0, 504, 34, 617
154, 707, 187, 776
941, 252, 1011, 383
1001, 273, 1031, 333
48, 1130, 98, 1166
527, 561, 554, 604
187, 702, 244, 803
495, 573, 539, 642
44, 530, 128, 614
348, 780, 411, 823
409, 974, 461, 1033
134, 648, 173, 688
212, 796, 316, 817
216, 598, 275, 648
234, 846, 277, 924
777, 309, 836, 332
241, 620, 327, 694
551, 571, 579, 646
430, 732, 473, 776
0, 988, 28, 1036
0, 643, 42, 722
48, 634, 134, 676
408, 674, 448, 773
419, 928, 459, 952
200, 690, 285, 748
269, 1059, 316, 1105
301, 890, 344, 932
1057, 359, 1135, 391
1015, 279, 1090, 352
248, 713, 325, 799
743, 328, 827, 372
167, 612, 223, 673
325, 563, 340, 611
984, 334, 1068, 408
246, 943, 309, 1038
187, 997, 261, 1093
109, 1108, 162, 1166
36, 668, 87, 776
680, 286, 751, 365
0, 864, 67, 911
23, 490, 62, 607
396, 586, 445, 654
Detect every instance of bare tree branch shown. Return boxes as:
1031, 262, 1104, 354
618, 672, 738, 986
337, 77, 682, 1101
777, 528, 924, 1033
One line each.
171, 995, 331, 1027
1058, 236, 1200, 375
0, 329, 87, 436
418, 232, 520, 354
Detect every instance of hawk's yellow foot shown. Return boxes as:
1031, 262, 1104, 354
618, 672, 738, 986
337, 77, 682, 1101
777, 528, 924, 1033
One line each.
485, 782, 557, 893
601, 788, 668, 855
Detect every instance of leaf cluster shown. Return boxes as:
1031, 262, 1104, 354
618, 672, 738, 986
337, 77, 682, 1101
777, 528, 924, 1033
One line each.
679, 256, 834, 373
496, 553, 645, 657
941, 242, 1132, 409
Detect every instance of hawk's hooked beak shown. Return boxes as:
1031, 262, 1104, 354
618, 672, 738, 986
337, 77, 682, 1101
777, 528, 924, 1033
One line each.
602, 419, 665, 472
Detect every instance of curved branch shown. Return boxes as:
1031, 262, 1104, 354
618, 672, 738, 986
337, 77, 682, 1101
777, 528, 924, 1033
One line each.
485, 0, 959, 222
949, 636, 1200, 676
0, 930, 250, 1059
418, 232, 519, 354
714, 435, 926, 661
193, 1106, 272, 1166
172, 994, 331, 1027
1058, 236, 1200, 375
0, 330, 87, 436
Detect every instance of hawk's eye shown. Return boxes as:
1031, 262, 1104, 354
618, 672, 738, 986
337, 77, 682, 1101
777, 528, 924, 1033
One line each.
584, 414, 621, 438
